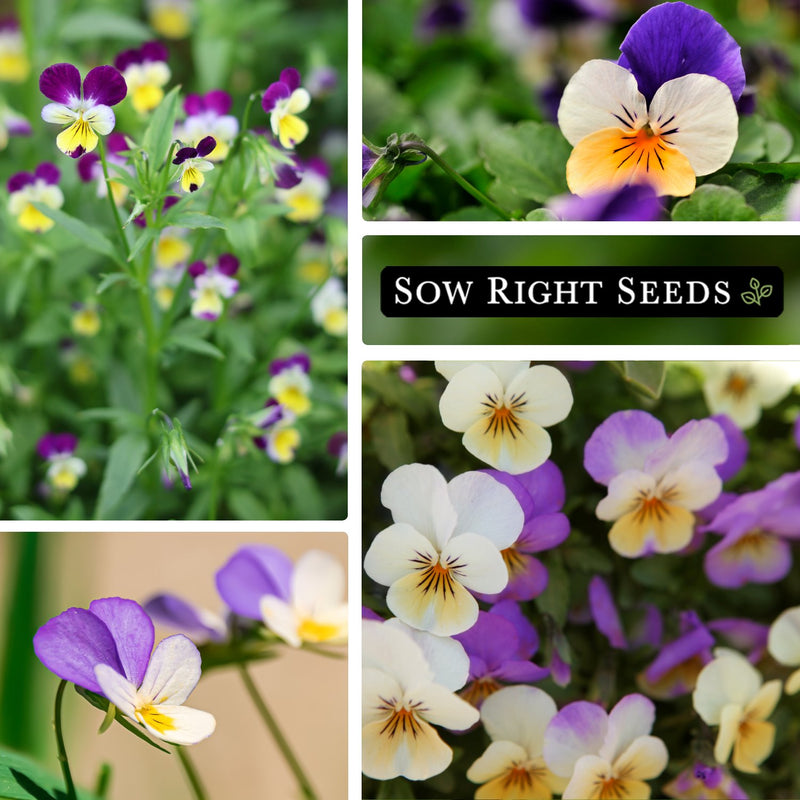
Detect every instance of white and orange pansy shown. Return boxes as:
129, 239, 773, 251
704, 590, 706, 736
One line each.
95, 633, 216, 745
584, 410, 727, 557
362, 620, 479, 780
467, 686, 567, 800
436, 361, 573, 475
543, 693, 668, 799
364, 463, 523, 636
259, 549, 347, 647
692, 648, 781, 773
768, 607, 800, 695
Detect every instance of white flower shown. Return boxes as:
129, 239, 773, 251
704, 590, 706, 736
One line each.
437, 361, 573, 474
768, 607, 800, 695
311, 277, 347, 336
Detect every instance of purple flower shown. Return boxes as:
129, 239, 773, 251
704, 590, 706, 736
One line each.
176, 90, 238, 161
664, 762, 747, 799
114, 41, 169, 72
7, 162, 64, 233
454, 608, 548, 707
189, 252, 239, 319
548, 185, 664, 221
476, 461, 570, 601
8, 162, 60, 194
702, 471, 800, 588
36, 432, 86, 493
114, 42, 170, 115
143, 593, 227, 643
269, 352, 311, 377
0, 104, 32, 148
262, 67, 310, 149
173, 135, 216, 192
40, 63, 127, 157
589, 575, 627, 649
708, 617, 768, 664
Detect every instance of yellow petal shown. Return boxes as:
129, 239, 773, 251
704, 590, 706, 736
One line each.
56, 118, 98, 156
786, 668, 800, 696
278, 113, 309, 149
733, 719, 775, 774
608, 501, 694, 557
17, 203, 55, 233
132, 83, 164, 114
566, 127, 696, 198
714, 703, 743, 765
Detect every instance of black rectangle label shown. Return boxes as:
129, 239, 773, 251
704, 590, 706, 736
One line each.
380, 266, 783, 318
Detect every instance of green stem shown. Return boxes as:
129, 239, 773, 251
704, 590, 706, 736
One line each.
176, 747, 209, 800
97, 138, 131, 261
403, 141, 513, 220
237, 664, 318, 800
54, 680, 78, 800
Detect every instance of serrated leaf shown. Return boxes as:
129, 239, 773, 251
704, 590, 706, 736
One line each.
481, 121, 570, 203
32, 204, 122, 264
166, 335, 226, 360
671, 185, 758, 221
59, 9, 152, 42
95, 433, 150, 520
142, 85, 182, 166
165, 212, 226, 229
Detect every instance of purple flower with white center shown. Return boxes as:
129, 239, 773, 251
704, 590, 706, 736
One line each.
701, 471, 800, 588
33, 597, 215, 744
477, 461, 570, 601
77, 131, 130, 205
188, 252, 239, 320
589, 574, 627, 649
114, 41, 170, 114
262, 67, 310, 150
268, 352, 312, 416
327, 431, 347, 475
584, 410, 728, 557
40, 63, 127, 158
250, 400, 301, 464
454, 609, 548, 708
547, 184, 664, 221
143, 593, 228, 644
0, 103, 31, 149
173, 134, 216, 192
36, 431, 86, 493
664, 762, 747, 800
175, 90, 238, 161
7, 162, 63, 233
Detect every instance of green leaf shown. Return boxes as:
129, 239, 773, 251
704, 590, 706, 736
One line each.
622, 361, 666, 400
31, 205, 122, 264
630, 555, 680, 590
730, 169, 794, 220
165, 335, 226, 360
741, 291, 757, 305
163, 212, 226, 230
142, 85, 182, 166
671, 185, 758, 221
374, 777, 415, 799
95, 433, 150, 520
227, 488, 271, 520
96, 272, 138, 295
730, 115, 766, 163
0, 746, 105, 800
9, 506, 57, 521
765, 121, 793, 163
59, 9, 152, 42
370, 409, 415, 471
481, 121, 570, 203
282, 465, 325, 519
526, 208, 558, 220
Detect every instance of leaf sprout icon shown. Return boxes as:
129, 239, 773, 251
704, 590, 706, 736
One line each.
741, 277, 773, 306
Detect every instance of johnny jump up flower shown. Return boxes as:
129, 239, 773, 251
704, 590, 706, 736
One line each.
77, 131, 131, 206
262, 67, 311, 149
268, 353, 312, 416
558, 2, 744, 197
7, 162, 63, 233
363, 463, 523, 636
40, 63, 127, 158
437, 361, 573, 474
115, 42, 170, 114
277, 157, 330, 223
175, 90, 239, 161
37, 432, 86, 493
0, 103, 31, 150
189, 253, 239, 320
33, 597, 215, 744
584, 410, 727, 557
173, 134, 216, 192
0, 18, 29, 82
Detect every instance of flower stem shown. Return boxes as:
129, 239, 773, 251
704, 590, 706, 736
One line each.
237, 664, 318, 800
176, 747, 209, 800
401, 141, 513, 220
54, 680, 78, 800
97, 138, 131, 262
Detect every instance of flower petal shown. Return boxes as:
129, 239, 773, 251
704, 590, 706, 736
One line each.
601, 694, 655, 763
612, 735, 668, 781
139, 704, 216, 745
462, 413, 553, 474
481, 685, 558, 758
768, 607, 800, 667
467, 739, 529, 783
543, 700, 608, 777
41, 103, 77, 125
94, 663, 138, 715
291, 550, 345, 616
260, 596, 301, 646
733, 719, 775, 774
439, 363, 504, 432
83, 65, 127, 107
83, 104, 116, 136
448, 471, 523, 549
363, 522, 440, 587
441, 532, 508, 594
416, 681, 480, 730
215, 544, 293, 619
363, 619, 433, 688
39, 63, 82, 105
507, 365, 573, 427
608, 500, 695, 557
746, 679, 782, 722
644, 418, 728, 478
139, 634, 201, 705
693, 652, 762, 724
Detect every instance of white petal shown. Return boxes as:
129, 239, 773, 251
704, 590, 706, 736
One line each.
659, 462, 722, 511
507, 365, 574, 427
448, 471, 523, 549
481, 685, 558, 758
260, 596, 301, 647
363, 667, 403, 725
600, 694, 655, 764
291, 549, 345, 615
435, 360, 529, 383
140, 704, 216, 745
440, 532, 508, 594
41, 103, 77, 124
138, 634, 201, 706
414, 681, 480, 730
557, 60, 647, 146
612, 735, 668, 781
362, 620, 433, 687
287, 88, 311, 114
596, 471, 655, 520
644, 418, 728, 478
94, 664, 137, 717
649, 73, 738, 176
380, 463, 456, 549
363, 522, 439, 587
467, 740, 529, 784
768, 606, 800, 666
693, 651, 762, 724
84, 104, 116, 135
439, 363, 505, 432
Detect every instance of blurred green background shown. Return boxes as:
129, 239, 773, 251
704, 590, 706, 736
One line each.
364, 236, 800, 344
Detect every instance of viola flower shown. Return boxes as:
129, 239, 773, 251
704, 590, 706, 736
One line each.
269, 353, 312, 416
692, 649, 781, 773
7, 163, 63, 233
311, 277, 347, 336
768, 607, 800, 695
363, 463, 523, 636
558, 2, 744, 197
34, 597, 215, 745
37, 432, 86, 493
478, 461, 570, 601
701, 471, 800, 588
454, 609, 548, 707
40, 63, 127, 158
188, 253, 239, 320
327, 431, 347, 475
0, 103, 31, 150
71, 302, 102, 337
143, 593, 228, 644
115, 42, 170, 114
0, 18, 29, 82
262, 67, 311, 149
252, 400, 301, 464
467, 685, 567, 800
173, 135, 216, 192
77, 132, 130, 206
362, 619, 480, 780
147, 0, 193, 38
276, 157, 330, 223
543, 693, 668, 799
547, 184, 663, 221
664, 763, 747, 800
175, 90, 238, 161
698, 361, 797, 429
584, 410, 727, 557
437, 361, 573, 474
215, 543, 292, 618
